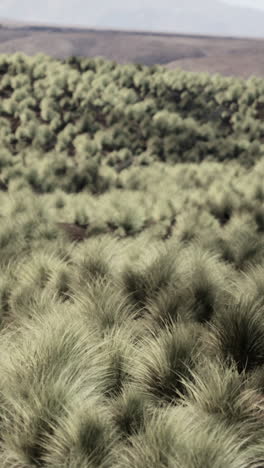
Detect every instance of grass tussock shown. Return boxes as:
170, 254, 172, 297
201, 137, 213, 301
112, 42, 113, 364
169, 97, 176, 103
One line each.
0, 53, 264, 466
0, 193, 264, 465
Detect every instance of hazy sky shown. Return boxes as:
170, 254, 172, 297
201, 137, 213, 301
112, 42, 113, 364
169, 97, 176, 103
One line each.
0, 0, 264, 24
225, 0, 264, 8
0, 0, 264, 38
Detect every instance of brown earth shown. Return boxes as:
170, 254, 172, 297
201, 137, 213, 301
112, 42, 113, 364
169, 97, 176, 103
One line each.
165, 51, 264, 79
0, 20, 263, 79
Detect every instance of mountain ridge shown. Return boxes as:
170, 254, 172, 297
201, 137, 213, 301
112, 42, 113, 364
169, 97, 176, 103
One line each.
0, 15, 263, 79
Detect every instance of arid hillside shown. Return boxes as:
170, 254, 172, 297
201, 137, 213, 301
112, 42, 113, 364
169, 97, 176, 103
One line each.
0, 20, 263, 78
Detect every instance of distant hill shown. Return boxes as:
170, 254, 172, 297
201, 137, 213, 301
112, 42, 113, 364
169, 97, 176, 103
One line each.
0, 18, 263, 79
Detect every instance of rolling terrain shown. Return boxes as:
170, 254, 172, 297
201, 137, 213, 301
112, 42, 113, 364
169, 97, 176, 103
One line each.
0, 19, 263, 78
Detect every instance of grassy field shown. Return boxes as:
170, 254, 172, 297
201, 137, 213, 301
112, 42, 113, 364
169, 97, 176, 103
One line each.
0, 54, 263, 467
